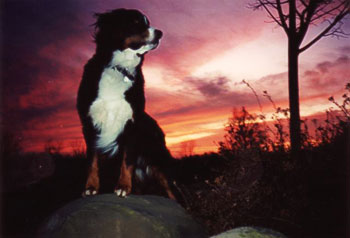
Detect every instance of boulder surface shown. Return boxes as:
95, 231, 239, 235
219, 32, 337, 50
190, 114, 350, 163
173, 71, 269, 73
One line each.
211, 226, 287, 238
38, 194, 207, 238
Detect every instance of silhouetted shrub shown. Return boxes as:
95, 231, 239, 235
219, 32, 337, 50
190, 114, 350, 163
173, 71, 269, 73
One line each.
218, 107, 269, 157
177, 83, 349, 237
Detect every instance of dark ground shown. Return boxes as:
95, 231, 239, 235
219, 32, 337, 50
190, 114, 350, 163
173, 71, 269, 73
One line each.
2, 138, 348, 238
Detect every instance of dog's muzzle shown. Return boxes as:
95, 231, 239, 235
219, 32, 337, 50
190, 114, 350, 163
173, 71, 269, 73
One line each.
150, 29, 163, 45
154, 29, 163, 40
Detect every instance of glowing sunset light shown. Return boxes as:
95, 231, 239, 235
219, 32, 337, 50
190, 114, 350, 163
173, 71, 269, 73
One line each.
192, 29, 287, 81
142, 66, 181, 91
166, 132, 215, 145
199, 121, 227, 130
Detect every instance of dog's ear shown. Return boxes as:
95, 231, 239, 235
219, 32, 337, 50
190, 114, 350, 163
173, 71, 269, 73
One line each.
92, 10, 127, 50
93, 12, 108, 29
93, 12, 112, 31
92, 10, 125, 41
93, 9, 127, 30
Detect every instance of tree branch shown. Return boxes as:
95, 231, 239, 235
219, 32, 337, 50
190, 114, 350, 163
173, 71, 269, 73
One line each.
276, 0, 290, 35
258, 0, 285, 28
297, 0, 318, 45
251, 0, 290, 34
299, 9, 349, 53
299, 0, 308, 8
323, 20, 350, 38
311, 1, 347, 23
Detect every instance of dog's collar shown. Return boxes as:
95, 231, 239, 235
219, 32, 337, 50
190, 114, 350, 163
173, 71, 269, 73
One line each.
112, 65, 136, 81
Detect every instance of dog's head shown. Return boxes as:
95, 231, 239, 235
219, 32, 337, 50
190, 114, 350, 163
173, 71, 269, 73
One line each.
93, 9, 162, 55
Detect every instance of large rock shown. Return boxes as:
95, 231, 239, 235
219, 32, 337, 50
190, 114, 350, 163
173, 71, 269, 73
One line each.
38, 194, 207, 238
211, 226, 287, 238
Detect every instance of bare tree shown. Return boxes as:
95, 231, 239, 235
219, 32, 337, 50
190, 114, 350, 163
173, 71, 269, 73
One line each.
180, 140, 196, 157
251, 0, 349, 156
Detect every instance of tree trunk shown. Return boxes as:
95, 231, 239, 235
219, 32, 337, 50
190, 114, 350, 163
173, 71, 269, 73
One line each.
287, 0, 301, 157
288, 38, 301, 157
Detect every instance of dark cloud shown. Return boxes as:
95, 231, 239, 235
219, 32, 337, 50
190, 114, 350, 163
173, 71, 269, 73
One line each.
186, 76, 230, 97
2, 0, 89, 85
2, 0, 85, 47
304, 55, 350, 91
336, 55, 349, 64
151, 89, 256, 119
339, 46, 350, 54
316, 61, 332, 73
257, 72, 288, 86
253, 72, 289, 101
2, 0, 90, 130
315, 56, 349, 73
252, 54, 350, 103
147, 75, 258, 120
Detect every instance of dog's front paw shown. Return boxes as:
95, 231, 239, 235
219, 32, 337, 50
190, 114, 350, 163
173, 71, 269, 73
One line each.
114, 185, 131, 198
82, 188, 98, 197
114, 189, 128, 198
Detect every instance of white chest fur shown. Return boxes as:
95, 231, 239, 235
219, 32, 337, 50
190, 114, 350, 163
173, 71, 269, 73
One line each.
88, 49, 141, 155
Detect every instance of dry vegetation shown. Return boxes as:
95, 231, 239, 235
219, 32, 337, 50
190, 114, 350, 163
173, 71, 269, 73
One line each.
174, 83, 349, 237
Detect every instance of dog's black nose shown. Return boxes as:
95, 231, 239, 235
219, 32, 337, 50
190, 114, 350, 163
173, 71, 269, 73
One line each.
155, 29, 163, 39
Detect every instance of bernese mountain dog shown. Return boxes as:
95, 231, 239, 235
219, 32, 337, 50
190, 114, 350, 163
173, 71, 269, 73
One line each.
77, 9, 176, 199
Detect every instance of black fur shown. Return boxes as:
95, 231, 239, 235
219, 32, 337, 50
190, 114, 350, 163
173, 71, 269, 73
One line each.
77, 9, 176, 198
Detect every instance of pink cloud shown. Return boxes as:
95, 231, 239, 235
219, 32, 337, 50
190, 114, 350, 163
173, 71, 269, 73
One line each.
301, 55, 350, 97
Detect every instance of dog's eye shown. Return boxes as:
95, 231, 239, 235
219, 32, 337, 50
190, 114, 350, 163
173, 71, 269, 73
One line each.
143, 16, 149, 26
133, 18, 148, 27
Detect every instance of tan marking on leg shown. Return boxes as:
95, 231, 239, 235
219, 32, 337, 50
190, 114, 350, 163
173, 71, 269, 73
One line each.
151, 166, 176, 200
83, 153, 100, 196
115, 151, 134, 197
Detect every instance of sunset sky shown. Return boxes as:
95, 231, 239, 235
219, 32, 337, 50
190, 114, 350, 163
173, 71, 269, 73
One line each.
2, 0, 350, 157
